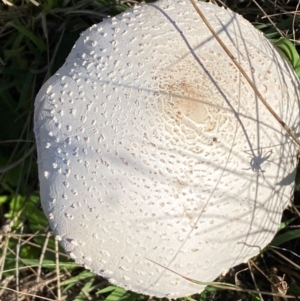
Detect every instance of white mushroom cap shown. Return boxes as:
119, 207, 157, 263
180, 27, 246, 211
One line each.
34, 0, 300, 298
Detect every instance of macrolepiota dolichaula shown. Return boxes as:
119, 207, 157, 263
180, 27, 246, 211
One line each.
34, 0, 300, 298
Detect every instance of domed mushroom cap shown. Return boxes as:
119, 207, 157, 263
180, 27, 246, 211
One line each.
34, 0, 300, 298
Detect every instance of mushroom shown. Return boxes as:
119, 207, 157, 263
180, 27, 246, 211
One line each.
34, 0, 300, 298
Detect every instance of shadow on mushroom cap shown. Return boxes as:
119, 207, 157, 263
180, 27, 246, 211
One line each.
34, 0, 300, 297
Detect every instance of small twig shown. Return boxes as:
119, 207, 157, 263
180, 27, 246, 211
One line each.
1, 0, 13, 6
247, 260, 264, 301
0, 236, 9, 280
270, 248, 300, 270
1, 235, 70, 259
37, 231, 52, 283
55, 238, 61, 301
252, 0, 285, 38
145, 258, 296, 298
292, 1, 300, 43
0, 286, 55, 301
189, 0, 300, 148
0, 275, 14, 296
16, 225, 23, 301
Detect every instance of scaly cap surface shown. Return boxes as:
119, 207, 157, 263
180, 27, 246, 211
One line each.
34, 0, 300, 297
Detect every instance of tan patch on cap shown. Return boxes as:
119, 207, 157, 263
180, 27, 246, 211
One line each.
166, 80, 211, 126
157, 73, 223, 136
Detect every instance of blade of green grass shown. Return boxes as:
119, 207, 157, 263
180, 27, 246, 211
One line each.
7, 20, 47, 52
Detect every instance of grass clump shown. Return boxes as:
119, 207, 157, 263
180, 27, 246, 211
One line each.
1, 0, 300, 300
